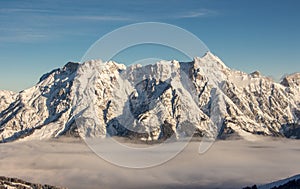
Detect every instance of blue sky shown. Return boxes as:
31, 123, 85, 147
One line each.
0, 0, 299, 92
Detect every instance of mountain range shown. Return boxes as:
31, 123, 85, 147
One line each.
0, 52, 299, 142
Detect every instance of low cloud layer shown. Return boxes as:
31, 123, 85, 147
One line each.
0, 137, 300, 189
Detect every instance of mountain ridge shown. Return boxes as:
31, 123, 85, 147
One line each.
0, 52, 299, 142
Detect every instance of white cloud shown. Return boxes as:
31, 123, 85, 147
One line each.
0, 6, 218, 43
0, 33, 49, 43
0, 8, 54, 14
175, 9, 218, 18
68, 15, 133, 21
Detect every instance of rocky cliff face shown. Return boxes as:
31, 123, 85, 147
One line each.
0, 52, 299, 142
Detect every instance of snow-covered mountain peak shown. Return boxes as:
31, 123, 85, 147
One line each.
0, 52, 299, 142
62, 62, 79, 72
77, 59, 126, 77
38, 62, 79, 85
249, 71, 261, 78
106, 60, 127, 70
281, 72, 300, 88
196, 51, 229, 70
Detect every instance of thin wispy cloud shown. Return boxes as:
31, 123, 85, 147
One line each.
0, 8, 54, 14
175, 9, 218, 19
0, 11, 133, 43
0, 31, 49, 43
0, 2, 218, 44
0, 8, 131, 22
62, 15, 133, 22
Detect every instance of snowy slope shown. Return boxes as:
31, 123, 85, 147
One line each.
0, 176, 65, 189
0, 52, 299, 142
0, 62, 78, 142
0, 90, 16, 113
258, 174, 300, 189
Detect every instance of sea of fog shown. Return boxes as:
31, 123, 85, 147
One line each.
0, 137, 300, 189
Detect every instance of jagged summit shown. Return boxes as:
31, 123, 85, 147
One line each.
196, 51, 228, 69
39, 62, 79, 83
281, 72, 300, 88
250, 71, 261, 78
0, 52, 299, 142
